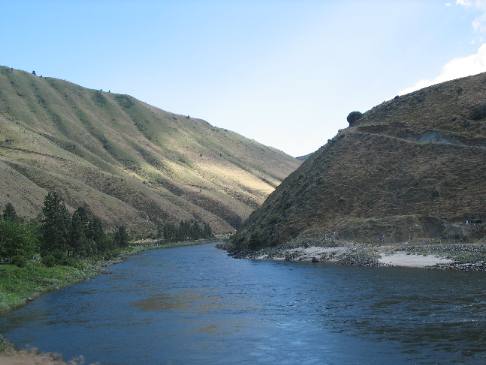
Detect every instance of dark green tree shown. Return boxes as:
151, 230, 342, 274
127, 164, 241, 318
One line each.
156, 223, 164, 239
40, 192, 70, 258
163, 223, 176, 241
203, 223, 213, 238
0, 220, 38, 266
113, 225, 129, 247
69, 207, 90, 256
188, 220, 200, 239
87, 216, 108, 252
2, 203, 17, 222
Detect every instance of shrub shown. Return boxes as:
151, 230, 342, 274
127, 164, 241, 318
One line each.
2, 202, 17, 222
347, 111, 363, 126
469, 103, 486, 121
248, 231, 264, 250
0, 220, 38, 263
42, 255, 56, 267
11, 255, 27, 267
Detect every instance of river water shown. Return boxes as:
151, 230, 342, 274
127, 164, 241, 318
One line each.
1, 243, 486, 364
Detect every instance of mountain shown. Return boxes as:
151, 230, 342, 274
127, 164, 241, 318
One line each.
233, 72, 486, 250
0, 66, 300, 234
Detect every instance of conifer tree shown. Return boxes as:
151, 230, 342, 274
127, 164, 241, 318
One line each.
2, 203, 17, 222
87, 216, 107, 252
114, 225, 129, 247
189, 220, 201, 239
203, 223, 213, 238
70, 207, 90, 256
40, 192, 70, 258
163, 223, 176, 241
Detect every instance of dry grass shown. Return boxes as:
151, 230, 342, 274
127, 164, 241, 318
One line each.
0, 66, 300, 234
234, 72, 486, 248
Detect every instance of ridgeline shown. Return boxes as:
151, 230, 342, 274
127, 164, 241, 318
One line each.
0, 66, 300, 235
233, 72, 486, 252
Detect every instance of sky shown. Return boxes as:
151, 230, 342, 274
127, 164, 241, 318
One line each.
1, 0, 486, 157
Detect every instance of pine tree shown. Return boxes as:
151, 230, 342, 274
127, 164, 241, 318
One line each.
176, 220, 188, 241
40, 192, 70, 258
114, 225, 129, 247
156, 224, 164, 239
70, 207, 90, 256
2, 203, 17, 222
87, 216, 107, 252
203, 223, 213, 238
189, 220, 202, 239
163, 223, 176, 241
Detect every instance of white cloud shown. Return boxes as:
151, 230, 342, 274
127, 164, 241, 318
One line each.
399, 43, 486, 95
457, 0, 486, 32
456, 0, 486, 8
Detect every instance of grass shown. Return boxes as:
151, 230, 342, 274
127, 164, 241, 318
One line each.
0, 259, 101, 314
0, 65, 300, 236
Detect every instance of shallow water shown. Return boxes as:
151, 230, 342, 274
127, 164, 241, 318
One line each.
1, 243, 486, 364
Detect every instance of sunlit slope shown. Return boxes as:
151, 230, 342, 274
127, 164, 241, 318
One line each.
234, 72, 486, 248
0, 66, 300, 233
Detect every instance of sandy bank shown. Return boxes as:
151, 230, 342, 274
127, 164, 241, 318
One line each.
378, 252, 453, 268
228, 242, 486, 271
0, 350, 77, 365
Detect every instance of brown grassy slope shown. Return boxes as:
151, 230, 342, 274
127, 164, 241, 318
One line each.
0, 66, 300, 234
233, 72, 486, 248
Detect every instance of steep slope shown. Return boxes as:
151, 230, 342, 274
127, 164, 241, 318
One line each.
296, 153, 312, 161
0, 66, 300, 234
233, 72, 486, 249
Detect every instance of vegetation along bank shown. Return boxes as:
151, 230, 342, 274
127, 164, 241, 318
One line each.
0, 193, 214, 315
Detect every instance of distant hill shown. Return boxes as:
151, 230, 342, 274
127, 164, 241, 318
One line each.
233, 72, 486, 249
0, 66, 300, 234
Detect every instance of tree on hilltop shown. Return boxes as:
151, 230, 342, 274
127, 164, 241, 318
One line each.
346, 111, 363, 126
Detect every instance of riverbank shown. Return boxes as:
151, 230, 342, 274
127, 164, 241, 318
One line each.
0, 239, 213, 364
0, 239, 211, 315
0, 245, 143, 315
224, 241, 486, 271
0, 337, 75, 365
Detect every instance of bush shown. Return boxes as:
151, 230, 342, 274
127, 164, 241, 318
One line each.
347, 111, 363, 126
248, 231, 264, 250
42, 255, 57, 267
11, 255, 27, 267
0, 220, 38, 263
469, 103, 486, 121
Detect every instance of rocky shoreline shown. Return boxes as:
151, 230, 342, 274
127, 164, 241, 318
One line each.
222, 242, 486, 272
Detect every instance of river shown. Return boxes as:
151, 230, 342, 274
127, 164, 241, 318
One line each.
1, 243, 486, 364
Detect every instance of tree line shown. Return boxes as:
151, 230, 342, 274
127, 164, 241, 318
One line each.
0, 192, 214, 268
0, 192, 129, 267
157, 220, 213, 242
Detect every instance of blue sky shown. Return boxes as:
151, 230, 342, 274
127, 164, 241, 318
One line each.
1, 0, 485, 156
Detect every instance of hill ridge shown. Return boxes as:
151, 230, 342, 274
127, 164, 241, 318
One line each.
0, 66, 300, 234
232, 72, 486, 249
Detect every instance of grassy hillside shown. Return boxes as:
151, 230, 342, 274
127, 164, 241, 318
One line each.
233, 72, 486, 249
0, 66, 300, 234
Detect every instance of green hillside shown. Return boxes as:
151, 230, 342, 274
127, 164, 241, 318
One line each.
0, 66, 300, 234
